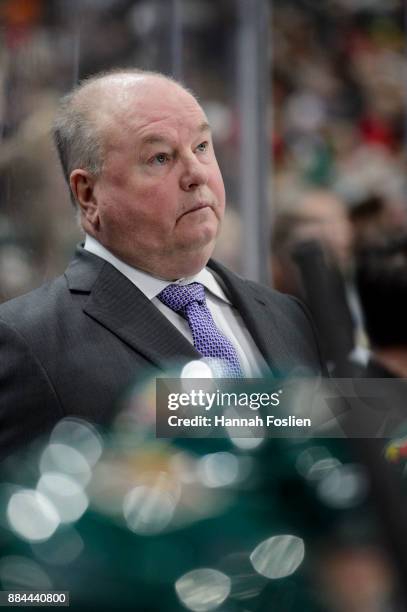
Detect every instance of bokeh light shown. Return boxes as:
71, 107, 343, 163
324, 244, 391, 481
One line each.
181, 360, 214, 379
250, 534, 305, 579
123, 483, 176, 535
31, 527, 84, 566
37, 472, 88, 523
39, 443, 92, 486
175, 568, 231, 612
7, 490, 60, 542
0, 556, 53, 591
296, 446, 341, 481
197, 452, 239, 488
317, 463, 368, 508
50, 418, 103, 467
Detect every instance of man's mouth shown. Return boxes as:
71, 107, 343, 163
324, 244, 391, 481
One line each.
178, 202, 213, 219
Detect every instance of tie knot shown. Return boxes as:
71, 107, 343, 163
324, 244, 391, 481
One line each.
158, 282, 205, 313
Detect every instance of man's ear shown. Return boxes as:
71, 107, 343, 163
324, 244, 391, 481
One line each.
70, 169, 100, 230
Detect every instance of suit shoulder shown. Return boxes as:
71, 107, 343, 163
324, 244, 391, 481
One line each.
239, 273, 320, 340
245, 278, 305, 312
0, 275, 68, 328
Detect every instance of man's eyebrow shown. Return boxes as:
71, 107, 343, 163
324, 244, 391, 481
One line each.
140, 135, 170, 146
199, 121, 211, 133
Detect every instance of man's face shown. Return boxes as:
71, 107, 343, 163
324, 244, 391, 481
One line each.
89, 77, 226, 279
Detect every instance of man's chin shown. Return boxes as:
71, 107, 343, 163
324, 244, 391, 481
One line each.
180, 222, 219, 248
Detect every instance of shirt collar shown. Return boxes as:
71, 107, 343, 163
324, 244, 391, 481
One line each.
84, 234, 231, 304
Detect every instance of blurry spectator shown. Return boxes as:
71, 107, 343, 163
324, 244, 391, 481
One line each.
271, 187, 353, 296
271, 187, 361, 370
350, 193, 407, 250
356, 235, 407, 377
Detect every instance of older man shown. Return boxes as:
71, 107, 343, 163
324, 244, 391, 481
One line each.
0, 69, 323, 456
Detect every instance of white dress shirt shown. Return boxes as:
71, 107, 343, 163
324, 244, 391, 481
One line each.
84, 235, 267, 377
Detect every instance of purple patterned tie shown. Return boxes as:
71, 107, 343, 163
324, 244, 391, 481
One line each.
158, 282, 243, 377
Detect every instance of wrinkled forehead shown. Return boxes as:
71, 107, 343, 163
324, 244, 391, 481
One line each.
93, 76, 207, 147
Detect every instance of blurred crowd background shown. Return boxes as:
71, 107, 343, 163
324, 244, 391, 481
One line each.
1, 1, 407, 611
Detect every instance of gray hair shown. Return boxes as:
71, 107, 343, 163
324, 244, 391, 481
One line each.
53, 68, 191, 208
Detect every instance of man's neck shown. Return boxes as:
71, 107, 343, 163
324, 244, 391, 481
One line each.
84, 233, 208, 281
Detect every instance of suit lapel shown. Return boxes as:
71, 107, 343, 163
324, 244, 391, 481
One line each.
65, 248, 200, 370
208, 260, 296, 375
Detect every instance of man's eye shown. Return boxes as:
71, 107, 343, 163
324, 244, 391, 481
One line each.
196, 141, 208, 153
152, 153, 170, 165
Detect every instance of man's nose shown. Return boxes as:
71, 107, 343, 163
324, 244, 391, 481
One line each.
179, 156, 208, 191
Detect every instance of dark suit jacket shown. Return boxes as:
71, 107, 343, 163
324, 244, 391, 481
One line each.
0, 246, 324, 457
